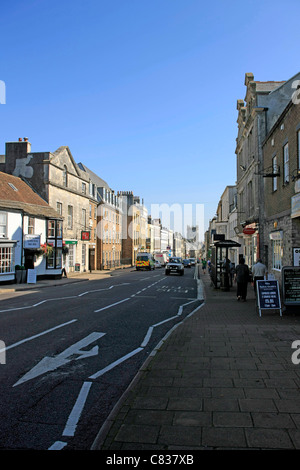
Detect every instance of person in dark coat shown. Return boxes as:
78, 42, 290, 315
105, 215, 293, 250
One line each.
234, 258, 250, 301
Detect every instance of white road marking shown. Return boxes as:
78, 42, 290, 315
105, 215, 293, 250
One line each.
0, 319, 77, 354
0, 284, 131, 314
94, 297, 130, 313
13, 332, 105, 387
89, 347, 143, 380
62, 381, 93, 437
48, 441, 68, 450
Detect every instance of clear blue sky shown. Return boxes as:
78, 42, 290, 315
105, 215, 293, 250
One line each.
1, 0, 299, 237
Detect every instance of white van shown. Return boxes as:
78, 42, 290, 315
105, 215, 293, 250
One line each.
154, 253, 168, 266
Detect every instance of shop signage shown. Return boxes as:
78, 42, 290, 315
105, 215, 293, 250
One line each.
243, 227, 256, 235
291, 193, 300, 218
282, 267, 300, 306
293, 249, 300, 267
24, 234, 40, 249
64, 240, 78, 245
81, 231, 90, 241
256, 280, 282, 317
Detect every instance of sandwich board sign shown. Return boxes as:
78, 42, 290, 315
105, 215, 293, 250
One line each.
27, 268, 37, 284
282, 266, 300, 306
256, 280, 282, 317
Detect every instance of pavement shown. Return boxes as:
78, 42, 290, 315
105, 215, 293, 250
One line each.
90, 268, 300, 451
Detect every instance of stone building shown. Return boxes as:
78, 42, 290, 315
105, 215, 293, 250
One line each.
263, 97, 300, 286
118, 191, 141, 266
235, 72, 300, 269
0, 171, 62, 282
0, 139, 98, 273
77, 163, 122, 270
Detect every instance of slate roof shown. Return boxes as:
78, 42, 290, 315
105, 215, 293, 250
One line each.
0, 172, 62, 219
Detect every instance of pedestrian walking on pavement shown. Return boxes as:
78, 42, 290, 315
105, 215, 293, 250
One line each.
201, 259, 207, 274
234, 257, 250, 301
251, 258, 267, 293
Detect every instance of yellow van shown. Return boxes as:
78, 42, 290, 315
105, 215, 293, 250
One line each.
136, 253, 155, 271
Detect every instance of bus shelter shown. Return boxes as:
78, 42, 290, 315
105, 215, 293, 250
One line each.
210, 239, 241, 290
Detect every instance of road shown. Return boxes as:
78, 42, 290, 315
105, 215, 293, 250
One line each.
0, 265, 202, 450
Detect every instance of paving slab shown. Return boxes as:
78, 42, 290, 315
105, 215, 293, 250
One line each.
88, 270, 300, 450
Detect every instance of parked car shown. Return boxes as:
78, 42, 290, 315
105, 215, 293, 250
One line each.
189, 258, 196, 266
155, 260, 162, 268
182, 259, 191, 268
165, 257, 184, 276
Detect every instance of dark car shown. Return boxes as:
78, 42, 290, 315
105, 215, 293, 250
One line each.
182, 259, 191, 268
165, 257, 184, 276
189, 258, 196, 266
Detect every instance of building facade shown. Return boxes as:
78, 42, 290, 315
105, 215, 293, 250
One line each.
0, 172, 62, 282
0, 139, 98, 273
263, 98, 300, 286
235, 72, 300, 269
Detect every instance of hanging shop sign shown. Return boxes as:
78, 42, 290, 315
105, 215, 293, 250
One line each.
81, 231, 91, 241
243, 227, 256, 235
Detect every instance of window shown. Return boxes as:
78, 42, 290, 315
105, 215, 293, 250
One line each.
57, 220, 63, 238
82, 244, 86, 267
0, 247, 13, 273
57, 202, 62, 216
283, 143, 289, 183
272, 155, 278, 191
48, 220, 56, 237
28, 217, 35, 235
272, 239, 282, 270
82, 183, 86, 194
68, 245, 74, 267
248, 181, 253, 212
56, 249, 62, 269
63, 166, 68, 187
0, 212, 7, 238
82, 208, 86, 229
68, 205, 73, 229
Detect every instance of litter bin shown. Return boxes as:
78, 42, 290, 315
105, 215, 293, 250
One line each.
75, 263, 80, 272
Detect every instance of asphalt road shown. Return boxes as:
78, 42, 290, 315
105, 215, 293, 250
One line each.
0, 266, 202, 450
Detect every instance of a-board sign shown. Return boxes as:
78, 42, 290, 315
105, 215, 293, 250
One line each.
27, 269, 37, 284
256, 280, 282, 316
282, 266, 300, 306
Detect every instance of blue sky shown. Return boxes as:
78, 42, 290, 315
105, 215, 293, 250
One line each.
1, 0, 299, 236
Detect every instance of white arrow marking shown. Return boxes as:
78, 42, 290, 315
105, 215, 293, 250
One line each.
13, 332, 105, 387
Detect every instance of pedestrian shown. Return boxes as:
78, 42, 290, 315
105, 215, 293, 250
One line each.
251, 258, 267, 293
61, 257, 68, 278
207, 259, 211, 274
234, 257, 250, 301
202, 259, 207, 274
223, 258, 231, 289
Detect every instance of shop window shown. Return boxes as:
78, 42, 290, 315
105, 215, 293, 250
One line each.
0, 246, 13, 273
